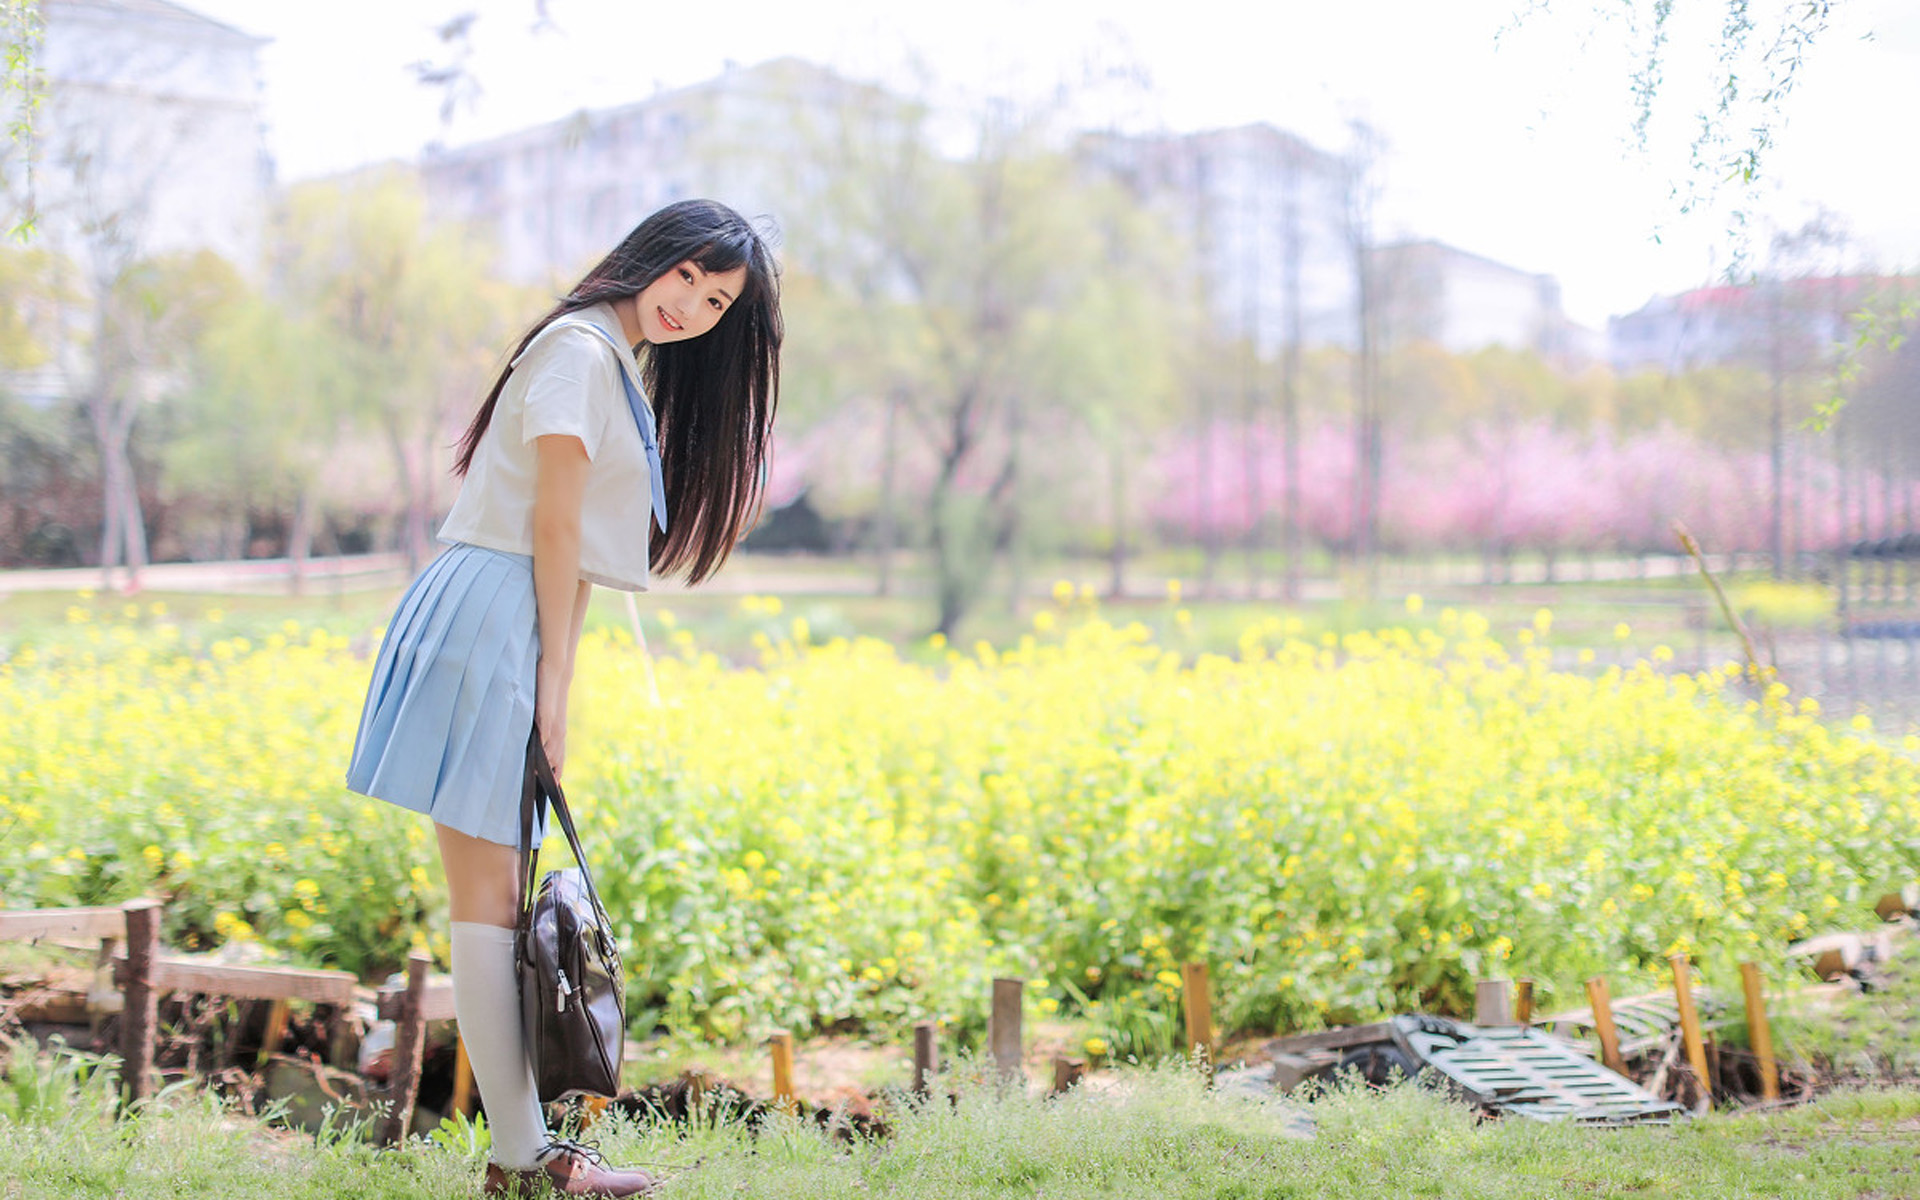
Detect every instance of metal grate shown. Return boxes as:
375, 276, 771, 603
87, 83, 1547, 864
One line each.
1399, 1020, 1687, 1124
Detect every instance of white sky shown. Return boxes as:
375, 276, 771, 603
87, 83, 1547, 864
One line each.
187, 0, 1920, 330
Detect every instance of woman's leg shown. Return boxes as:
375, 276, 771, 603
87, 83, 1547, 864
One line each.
436, 821, 550, 1168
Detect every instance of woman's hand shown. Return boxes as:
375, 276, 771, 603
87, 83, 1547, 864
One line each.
535, 654, 568, 781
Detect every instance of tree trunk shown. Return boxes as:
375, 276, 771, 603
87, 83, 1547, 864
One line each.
118, 447, 147, 587
1281, 163, 1303, 605
1106, 433, 1128, 600
875, 389, 901, 597
385, 420, 432, 571
90, 392, 145, 593
96, 404, 122, 585
288, 486, 315, 596
929, 384, 981, 641
998, 393, 1024, 617
1768, 283, 1786, 581
1197, 377, 1219, 597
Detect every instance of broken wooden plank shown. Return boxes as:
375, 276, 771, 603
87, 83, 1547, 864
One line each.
112, 955, 358, 1006
0, 907, 128, 942
375, 976, 456, 1023
1259, 1022, 1398, 1057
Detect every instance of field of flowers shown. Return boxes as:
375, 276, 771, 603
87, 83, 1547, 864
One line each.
3, 589, 1916, 1058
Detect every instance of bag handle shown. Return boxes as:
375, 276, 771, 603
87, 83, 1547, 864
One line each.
517, 727, 615, 938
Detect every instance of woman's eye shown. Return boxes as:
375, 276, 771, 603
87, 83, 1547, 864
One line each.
708, 298, 723, 310
679, 268, 694, 283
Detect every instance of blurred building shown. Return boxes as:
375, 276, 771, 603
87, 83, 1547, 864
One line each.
1607, 277, 1889, 373
22, 0, 272, 271
4, 0, 271, 404
1074, 124, 1356, 353
1370, 239, 1595, 364
418, 58, 873, 286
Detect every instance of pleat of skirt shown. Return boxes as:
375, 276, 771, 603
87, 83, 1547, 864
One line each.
346, 541, 548, 849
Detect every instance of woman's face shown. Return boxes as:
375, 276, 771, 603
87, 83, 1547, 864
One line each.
630, 259, 749, 343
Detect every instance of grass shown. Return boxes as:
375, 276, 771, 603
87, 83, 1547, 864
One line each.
0, 550, 1815, 664
2, 1040, 1917, 1199
1773, 934, 1920, 1088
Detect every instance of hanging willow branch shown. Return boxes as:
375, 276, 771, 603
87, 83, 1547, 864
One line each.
3, 0, 43, 242
1508, 1, 1841, 259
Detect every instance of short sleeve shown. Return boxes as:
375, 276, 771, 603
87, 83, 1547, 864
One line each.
517, 327, 615, 462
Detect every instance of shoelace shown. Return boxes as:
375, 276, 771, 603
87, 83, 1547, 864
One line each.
533, 1135, 609, 1169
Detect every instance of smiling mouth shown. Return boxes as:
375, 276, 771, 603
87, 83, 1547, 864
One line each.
657, 306, 683, 333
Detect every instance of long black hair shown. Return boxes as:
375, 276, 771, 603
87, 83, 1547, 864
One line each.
455, 198, 782, 586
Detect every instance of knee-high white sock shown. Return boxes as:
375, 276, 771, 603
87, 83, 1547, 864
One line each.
450, 920, 550, 1169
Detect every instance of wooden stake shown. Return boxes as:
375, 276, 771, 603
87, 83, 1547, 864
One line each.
769, 1030, 797, 1115
1514, 979, 1535, 1025
1051, 1056, 1086, 1095
989, 978, 1024, 1082
89, 933, 121, 1041
1740, 961, 1780, 1102
684, 1067, 710, 1130
912, 1021, 938, 1098
119, 899, 162, 1111
255, 999, 291, 1070
1182, 962, 1214, 1076
1475, 979, 1513, 1026
451, 1034, 476, 1116
380, 949, 432, 1145
1670, 953, 1712, 1110
1585, 976, 1626, 1076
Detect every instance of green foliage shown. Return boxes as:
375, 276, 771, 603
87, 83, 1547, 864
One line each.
425, 1108, 490, 1160
770, 85, 1194, 635
1773, 943, 1920, 1085
0, 1034, 119, 1127
6, 598, 1917, 1054
2, 0, 42, 242
272, 169, 529, 555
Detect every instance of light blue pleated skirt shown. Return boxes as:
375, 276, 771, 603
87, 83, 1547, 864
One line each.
346, 541, 548, 849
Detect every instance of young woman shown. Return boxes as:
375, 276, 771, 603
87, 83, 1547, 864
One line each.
346, 198, 781, 1197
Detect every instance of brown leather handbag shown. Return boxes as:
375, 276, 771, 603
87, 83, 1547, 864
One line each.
515, 728, 626, 1102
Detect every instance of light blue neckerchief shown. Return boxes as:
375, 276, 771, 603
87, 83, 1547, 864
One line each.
561, 320, 670, 536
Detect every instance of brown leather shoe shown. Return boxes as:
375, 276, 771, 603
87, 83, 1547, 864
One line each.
481, 1137, 661, 1197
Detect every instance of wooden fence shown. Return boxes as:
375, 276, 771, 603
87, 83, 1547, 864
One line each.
9, 891, 1906, 1137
